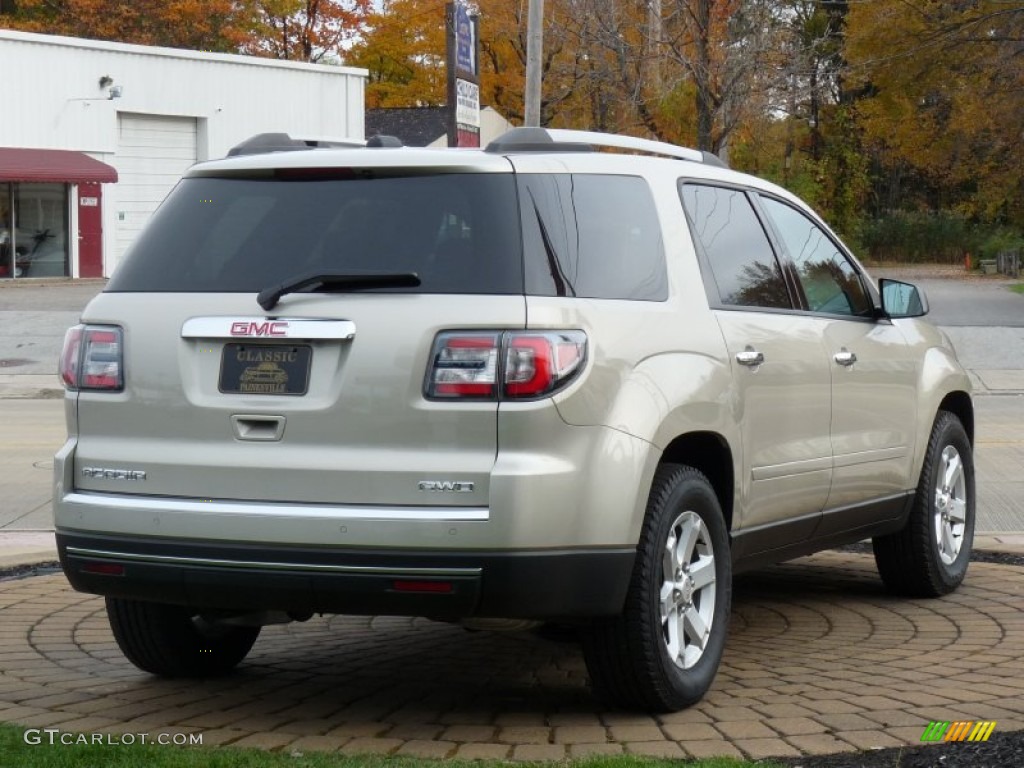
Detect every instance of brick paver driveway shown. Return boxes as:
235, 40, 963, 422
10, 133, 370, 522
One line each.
1, 551, 1022, 761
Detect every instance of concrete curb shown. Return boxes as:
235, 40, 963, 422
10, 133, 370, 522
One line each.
0, 531, 57, 570
974, 533, 1024, 554
0, 374, 64, 399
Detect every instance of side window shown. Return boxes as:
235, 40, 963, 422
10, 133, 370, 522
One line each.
520, 174, 667, 301
760, 197, 873, 317
680, 184, 791, 309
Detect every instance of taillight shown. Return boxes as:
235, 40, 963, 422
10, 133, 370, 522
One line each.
426, 332, 501, 398
59, 326, 83, 388
59, 324, 124, 392
426, 330, 586, 400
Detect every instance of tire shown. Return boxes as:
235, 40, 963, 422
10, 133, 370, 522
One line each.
106, 597, 260, 678
873, 411, 975, 597
582, 464, 731, 712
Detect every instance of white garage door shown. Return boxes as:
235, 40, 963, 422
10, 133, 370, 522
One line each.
114, 114, 197, 263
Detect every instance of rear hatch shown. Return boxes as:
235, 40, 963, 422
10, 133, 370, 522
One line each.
70, 155, 524, 507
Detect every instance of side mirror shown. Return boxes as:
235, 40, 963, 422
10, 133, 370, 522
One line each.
879, 278, 929, 318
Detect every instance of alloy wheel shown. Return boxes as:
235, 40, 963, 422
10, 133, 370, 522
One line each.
660, 509, 717, 669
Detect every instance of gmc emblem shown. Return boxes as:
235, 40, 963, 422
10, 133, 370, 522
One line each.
230, 321, 289, 337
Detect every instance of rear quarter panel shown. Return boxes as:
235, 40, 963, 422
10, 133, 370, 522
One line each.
524, 161, 739, 545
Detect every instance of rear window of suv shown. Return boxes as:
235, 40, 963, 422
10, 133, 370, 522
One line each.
106, 173, 524, 294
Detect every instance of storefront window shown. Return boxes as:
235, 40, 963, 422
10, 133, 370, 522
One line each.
0, 183, 13, 278
0, 182, 70, 278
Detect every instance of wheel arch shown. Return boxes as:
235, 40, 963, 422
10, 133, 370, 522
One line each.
938, 390, 974, 445
658, 432, 735, 532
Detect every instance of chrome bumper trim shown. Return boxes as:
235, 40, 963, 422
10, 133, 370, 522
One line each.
63, 492, 489, 522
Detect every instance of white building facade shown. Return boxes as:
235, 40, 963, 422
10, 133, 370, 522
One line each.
0, 30, 366, 279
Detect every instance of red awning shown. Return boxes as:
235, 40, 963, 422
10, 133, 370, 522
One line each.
0, 147, 118, 184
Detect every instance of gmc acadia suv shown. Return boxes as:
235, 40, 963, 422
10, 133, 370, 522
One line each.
55, 128, 975, 711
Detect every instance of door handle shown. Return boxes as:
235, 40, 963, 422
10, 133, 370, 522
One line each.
834, 350, 857, 367
736, 349, 765, 367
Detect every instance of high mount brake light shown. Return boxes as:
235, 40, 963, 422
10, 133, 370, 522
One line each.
59, 325, 124, 392
274, 167, 358, 180
426, 331, 586, 400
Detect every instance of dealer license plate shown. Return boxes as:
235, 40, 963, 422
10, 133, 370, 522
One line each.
220, 344, 312, 395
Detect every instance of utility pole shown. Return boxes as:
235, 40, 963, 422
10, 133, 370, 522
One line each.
524, 0, 544, 126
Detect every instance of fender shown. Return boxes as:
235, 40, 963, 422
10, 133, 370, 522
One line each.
906, 324, 974, 483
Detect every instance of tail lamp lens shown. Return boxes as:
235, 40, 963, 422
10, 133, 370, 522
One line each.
58, 326, 84, 388
505, 332, 586, 398
426, 330, 586, 400
426, 332, 501, 398
59, 324, 124, 391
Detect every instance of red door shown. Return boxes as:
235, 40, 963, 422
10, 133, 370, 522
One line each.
77, 183, 104, 278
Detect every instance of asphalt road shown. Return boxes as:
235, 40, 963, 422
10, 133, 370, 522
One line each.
0, 278, 106, 311
910, 277, 1024, 327
0, 280, 99, 375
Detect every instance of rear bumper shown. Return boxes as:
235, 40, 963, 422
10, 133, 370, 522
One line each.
56, 531, 635, 620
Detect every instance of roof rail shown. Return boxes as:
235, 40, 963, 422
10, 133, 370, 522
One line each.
485, 127, 727, 167
226, 132, 403, 158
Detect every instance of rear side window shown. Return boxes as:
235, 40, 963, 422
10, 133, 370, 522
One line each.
680, 184, 791, 310
520, 174, 667, 301
107, 173, 523, 294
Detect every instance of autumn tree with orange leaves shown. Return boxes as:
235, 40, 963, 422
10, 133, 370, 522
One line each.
345, 0, 447, 107
3, 0, 1022, 247
0, 0, 255, 51
348, 0, 602, 124
0, 0, 371, 61
847, 1, 1024, 226
241, 0, 370, 62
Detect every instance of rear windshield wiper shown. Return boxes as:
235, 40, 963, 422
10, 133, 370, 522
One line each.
257, 271, 421, 311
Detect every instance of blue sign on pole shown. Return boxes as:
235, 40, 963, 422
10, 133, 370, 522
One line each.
455, 3, 475, 76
